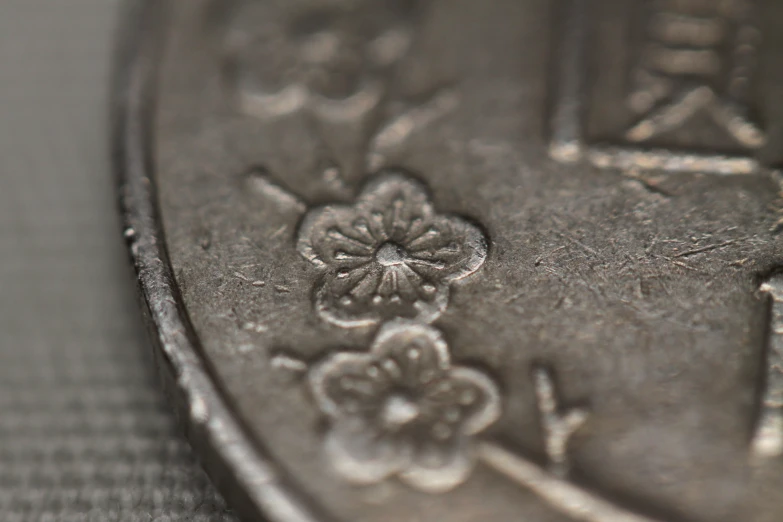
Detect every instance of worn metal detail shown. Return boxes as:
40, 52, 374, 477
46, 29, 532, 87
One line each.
226, 0, 454, 181
551, 0, 770, 174
290, 334, 673, 522
297, 173, 487, 327
754, 275, 783, 459
308, 320, 500, 492
119, 0, 783, 521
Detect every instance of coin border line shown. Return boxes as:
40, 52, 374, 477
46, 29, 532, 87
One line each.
115, 2, 325, 521
116, 2, 778, 521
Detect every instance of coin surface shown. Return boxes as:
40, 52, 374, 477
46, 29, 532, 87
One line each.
117, 1, 783, 521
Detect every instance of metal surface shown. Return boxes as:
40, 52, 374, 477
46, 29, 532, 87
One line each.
118, 1, 783, 521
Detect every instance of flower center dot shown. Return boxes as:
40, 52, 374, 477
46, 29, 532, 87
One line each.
381, 394, 419, 427
375, 242, 407, 267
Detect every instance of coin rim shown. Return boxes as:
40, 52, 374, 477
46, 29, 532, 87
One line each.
113, 1, 325, 520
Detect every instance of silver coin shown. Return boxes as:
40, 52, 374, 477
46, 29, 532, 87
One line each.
116, 1, 783, 521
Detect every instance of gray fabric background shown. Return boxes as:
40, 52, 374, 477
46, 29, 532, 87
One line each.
0, 1, 236, 520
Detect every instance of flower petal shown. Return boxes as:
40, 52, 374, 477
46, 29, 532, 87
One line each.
325, 420, 410, 485
315, 273, 447, 328
230, 23, 306, 117
314, 275, 383, 328
297, 205, 376, 269
410, 284, 449, 325
442, 366, 502, 435
309, 351, 390, 418
370, 320, 451, 389
355, 171, 436, 244
399, 436, 475, 493
327, 264, 380, 300
310, 78, 384, 119
407, 214, 487, 283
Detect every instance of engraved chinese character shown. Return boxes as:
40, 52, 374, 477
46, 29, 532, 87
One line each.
625, 0, 764, 149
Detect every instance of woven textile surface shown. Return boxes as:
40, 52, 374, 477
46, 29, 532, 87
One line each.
0, 1, 237, 520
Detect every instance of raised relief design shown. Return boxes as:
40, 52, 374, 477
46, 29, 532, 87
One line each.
228, 2, 753, 520
309, 320, 500, 492
227, 0, 455, 181
286, 328, 670, 522
229, 2, 413, 119
551, 0, 768, 174
623, 1, 764, 150
754, 275, 783, 459
297, 172, 487, 328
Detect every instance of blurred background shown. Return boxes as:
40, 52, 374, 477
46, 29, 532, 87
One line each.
0, 2, 234, 520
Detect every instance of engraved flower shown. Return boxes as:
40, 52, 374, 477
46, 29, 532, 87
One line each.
297, 171, 488, 327
231, 1, 416, 118
309, 321, 501, 492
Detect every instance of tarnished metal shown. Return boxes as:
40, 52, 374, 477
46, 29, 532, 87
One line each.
117, 1, 783, 521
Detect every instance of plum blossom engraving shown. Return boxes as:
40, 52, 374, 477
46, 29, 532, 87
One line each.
230, 1, 416, 119
309, 320, 501, 492
297, 171, 488, 328
228, 1, 457, 184
286, 326, 665, 521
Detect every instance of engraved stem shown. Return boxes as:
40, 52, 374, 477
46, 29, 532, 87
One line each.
752, 276, 783, 459
477, 442, 664, 522
246, 170, 307, 214
367, 89, 458, 171
533, 366, 588, 477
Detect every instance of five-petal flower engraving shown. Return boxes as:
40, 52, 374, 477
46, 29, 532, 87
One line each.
309, 320, 501, 492
230, 2, 414, 119
297, 171, 488, 328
